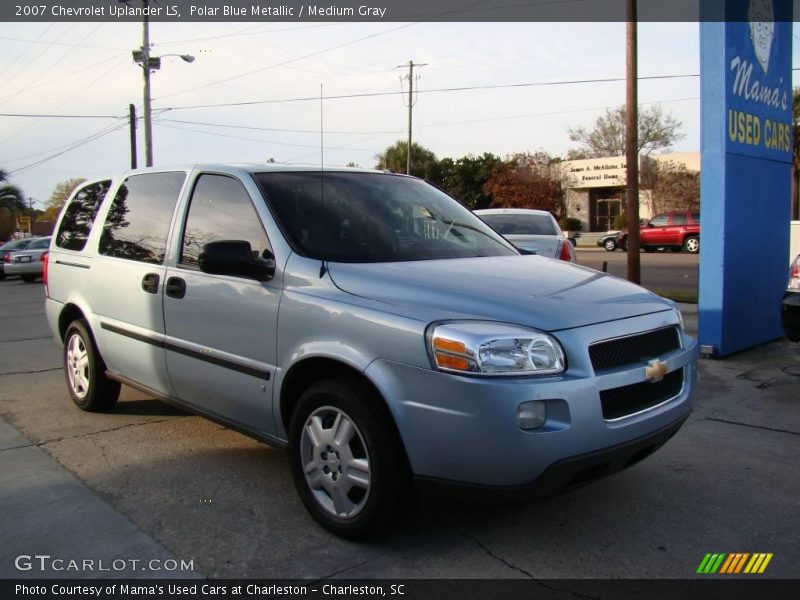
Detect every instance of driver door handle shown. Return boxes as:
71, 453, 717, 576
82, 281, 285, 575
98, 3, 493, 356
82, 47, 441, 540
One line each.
166, 277, 186, 299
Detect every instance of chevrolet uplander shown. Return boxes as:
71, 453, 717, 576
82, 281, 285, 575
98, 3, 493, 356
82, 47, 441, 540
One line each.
45, 165, 697, 538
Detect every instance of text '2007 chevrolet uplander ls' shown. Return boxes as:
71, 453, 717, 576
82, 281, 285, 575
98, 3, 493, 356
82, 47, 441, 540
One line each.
45, 165, 697, 538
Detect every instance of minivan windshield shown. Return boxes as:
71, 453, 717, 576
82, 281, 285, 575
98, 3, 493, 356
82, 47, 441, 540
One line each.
255, 172, 518, 263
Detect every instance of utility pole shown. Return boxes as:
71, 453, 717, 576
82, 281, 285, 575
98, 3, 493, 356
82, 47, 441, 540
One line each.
397, 60, 427, 175
28, 196, 34, 236
130, 0, 193, 169
129, 104, 138, 169
141, 1, 153, 167
625, 0, 641, 284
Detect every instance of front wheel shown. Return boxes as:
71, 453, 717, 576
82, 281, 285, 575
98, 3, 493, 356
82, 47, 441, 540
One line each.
603, 238, 617, 251
289, 377, 412, 539
64, 320, 120, 412
684, 236, 699, 254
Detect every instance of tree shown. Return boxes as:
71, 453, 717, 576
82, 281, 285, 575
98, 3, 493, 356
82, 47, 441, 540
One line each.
0, 168, 25, 240
567, 104, 684, 158
375, 141, 439, 180
482, 152, 566, 215
43, 178, 86, 222
435, 153, 501, 210
640, 159, 700, 215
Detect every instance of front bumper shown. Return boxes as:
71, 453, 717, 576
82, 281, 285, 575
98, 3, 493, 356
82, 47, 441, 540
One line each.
365, 310, 697, 487
782, 291, 800, 342
415, 412, 688, 499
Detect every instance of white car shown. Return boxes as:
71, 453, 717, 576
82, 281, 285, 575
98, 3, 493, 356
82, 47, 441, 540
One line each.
475, 208, 575, 262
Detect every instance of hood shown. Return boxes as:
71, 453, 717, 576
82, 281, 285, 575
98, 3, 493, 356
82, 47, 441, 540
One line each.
327, 255, 671, 331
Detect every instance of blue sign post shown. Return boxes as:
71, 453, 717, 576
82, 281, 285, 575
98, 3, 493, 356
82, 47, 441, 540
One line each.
699, 0, 793, 357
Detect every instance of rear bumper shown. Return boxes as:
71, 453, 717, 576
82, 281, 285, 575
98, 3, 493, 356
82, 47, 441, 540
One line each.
782, 291, 800, 342
415, 411, 689, 500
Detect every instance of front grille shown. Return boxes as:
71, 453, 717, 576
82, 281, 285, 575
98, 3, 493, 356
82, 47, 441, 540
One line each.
600, 369, 684, 420
589, 326, 680, 372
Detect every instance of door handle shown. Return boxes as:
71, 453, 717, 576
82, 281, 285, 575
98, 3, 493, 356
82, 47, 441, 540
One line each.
141, 273, 160, 294
165, 276, 186, 299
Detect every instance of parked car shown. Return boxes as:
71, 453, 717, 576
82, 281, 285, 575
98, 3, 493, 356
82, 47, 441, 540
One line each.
782, 254, 800, 341
0, 237, 40, 280
597, 231, 623, 252
475, 208, 575, 262
46, 166, 697, 538
617, 211, 700, 254
3, 236, 51, 282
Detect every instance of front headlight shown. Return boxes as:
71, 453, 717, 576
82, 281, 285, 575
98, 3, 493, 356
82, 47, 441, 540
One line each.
427, 321, 566, 376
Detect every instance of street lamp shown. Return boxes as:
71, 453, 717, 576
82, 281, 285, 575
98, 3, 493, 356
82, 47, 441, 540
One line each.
131, 8, 195, 167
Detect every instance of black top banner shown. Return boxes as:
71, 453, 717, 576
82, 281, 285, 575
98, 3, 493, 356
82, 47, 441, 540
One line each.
3, 0, 795, 23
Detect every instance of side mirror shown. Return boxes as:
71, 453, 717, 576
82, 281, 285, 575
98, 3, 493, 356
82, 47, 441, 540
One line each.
198, 240, 276, 282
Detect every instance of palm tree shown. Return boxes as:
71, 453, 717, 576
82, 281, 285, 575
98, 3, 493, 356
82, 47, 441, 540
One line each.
0, 169, 25, 212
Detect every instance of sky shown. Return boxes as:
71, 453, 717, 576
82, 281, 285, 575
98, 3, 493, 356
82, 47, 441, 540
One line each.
0, 18, 795, 209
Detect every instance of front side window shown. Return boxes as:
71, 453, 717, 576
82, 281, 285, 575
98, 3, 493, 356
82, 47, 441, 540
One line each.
255, 172, 517, 263
29, 237, 51, 249
99, 172, 185, 264
649, 214, 669, 227
56, 180, 111, 251
181, 174, 272, 267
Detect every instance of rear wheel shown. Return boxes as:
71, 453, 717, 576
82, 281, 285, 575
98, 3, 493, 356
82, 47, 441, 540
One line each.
64, 319, 120, 412
643, 247, 655, 253
684, 236, 699, 254
21, 274, 37, 283
289, 376, 412, 539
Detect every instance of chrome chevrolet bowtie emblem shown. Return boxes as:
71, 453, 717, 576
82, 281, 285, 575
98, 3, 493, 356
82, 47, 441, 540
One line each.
645, 359, 668, 383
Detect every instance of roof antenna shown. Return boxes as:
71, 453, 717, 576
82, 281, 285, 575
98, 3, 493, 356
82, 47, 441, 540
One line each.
319, 83, 328, 279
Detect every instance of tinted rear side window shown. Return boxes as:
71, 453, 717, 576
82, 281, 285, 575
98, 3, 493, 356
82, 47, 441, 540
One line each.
56, 180, 111, 251
29, 237, 51, 250
672, 213, 688, 226
99, 172, 185, 264
480, 213, 557, 236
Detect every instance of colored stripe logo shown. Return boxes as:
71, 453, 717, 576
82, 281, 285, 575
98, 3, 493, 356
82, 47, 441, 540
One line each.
697, 553, 773, 574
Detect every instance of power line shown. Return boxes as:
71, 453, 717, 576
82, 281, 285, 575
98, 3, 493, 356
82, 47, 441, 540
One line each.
1, 121, 127, 164
157, 118, 402, 135
153, 121, 381, 151
161, 73, 700, 112
0, 113, 123, 119
154, 0, 496, 101
6, 122, 127, 176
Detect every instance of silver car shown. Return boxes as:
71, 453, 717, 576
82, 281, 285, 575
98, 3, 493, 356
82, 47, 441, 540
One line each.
4, 236, 51, 282
475, 208, 575, 262
45, 165, 697, 538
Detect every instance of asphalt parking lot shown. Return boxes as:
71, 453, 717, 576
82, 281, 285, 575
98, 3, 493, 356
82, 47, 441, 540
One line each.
1, 278, 799, 580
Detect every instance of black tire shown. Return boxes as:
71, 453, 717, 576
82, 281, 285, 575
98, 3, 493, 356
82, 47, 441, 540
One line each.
21, 274, 38, 283
63, 319, 120, 412
0, 272, 5, 281
288, 376, 412, 539
670, 247, 682, 253
683, 235, 700, 254
643, 247, 655, 253
603, 239, 617, 252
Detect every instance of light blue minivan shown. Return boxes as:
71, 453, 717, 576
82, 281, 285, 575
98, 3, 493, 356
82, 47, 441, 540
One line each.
45, 165, 697, 538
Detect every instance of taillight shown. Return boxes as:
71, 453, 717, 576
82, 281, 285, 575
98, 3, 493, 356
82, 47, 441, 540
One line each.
42, 251, 49, 297
788, 255, 800, 291
3, 253, 10, 263
558, 239, 574, 262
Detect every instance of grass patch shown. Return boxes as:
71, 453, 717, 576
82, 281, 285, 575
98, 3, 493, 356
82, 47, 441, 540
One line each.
652, 289, 698, 304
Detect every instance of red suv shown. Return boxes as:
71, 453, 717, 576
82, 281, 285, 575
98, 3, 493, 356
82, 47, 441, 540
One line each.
617, 211, 700, 254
